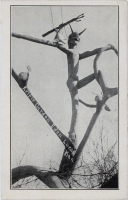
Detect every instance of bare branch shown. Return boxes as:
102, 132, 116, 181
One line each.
74, 110, 101, 163
12, 68, 19, 85
72, 163, 118, 177
12, 33, 58, 47
79, 99, 96, 108
71, 176, 85, 188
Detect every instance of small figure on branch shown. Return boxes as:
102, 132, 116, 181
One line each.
18, 65, 31, 88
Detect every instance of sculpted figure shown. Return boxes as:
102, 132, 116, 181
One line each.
54, 25, 117, 148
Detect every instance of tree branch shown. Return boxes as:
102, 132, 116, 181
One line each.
12, 68, 19, 85
73, 98, 107, 165
12, 165, 66, 188
59, 98, 108, 175
73, 87, 118, 164
72, 163, 118, 177
11, 68, 76, 152
74, 109, 101, 163
79, 99, 96, 108
12, 33, 58, 47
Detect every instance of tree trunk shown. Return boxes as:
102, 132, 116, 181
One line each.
59, 101, 104, 176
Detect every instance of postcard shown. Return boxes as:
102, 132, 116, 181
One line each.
1, 0, 127, 199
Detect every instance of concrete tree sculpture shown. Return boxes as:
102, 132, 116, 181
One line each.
11, 19, 118, 188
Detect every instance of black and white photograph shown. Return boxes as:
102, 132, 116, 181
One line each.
11, 5, 119, 190
1, 0, 128, 199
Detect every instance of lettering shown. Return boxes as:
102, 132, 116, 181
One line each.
58, 134, 62, 138
28, 94, 32, 98
46, 117, 50, 123
22, 87, 75, 157
41, 111, 45, 117
51, 124, 55, 129
64, 150, 74, 163
63, 139, 75, 156
56, 130, 60, 134
53, 127, 58, 132
44, 115, 47, 119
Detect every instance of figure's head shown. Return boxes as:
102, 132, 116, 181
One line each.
68, 32, 80, 47
68, 24, 86, 48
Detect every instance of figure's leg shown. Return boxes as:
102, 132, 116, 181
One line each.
77, 73, 95, 89
67, 78, 79, 149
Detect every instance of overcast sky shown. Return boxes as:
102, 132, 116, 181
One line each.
11, 6, 118, 170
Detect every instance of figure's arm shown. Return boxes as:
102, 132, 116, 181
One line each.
54, 26, 73, 55
93, 44, 118, 79
79, 44, 118, 60
56, 44, 72, 54
79, 48, 101, 60
12, 32, 72, 55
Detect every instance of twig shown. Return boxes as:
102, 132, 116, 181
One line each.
79, 99, 96, 108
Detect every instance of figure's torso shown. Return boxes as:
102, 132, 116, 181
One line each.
67, 49, 79, 78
